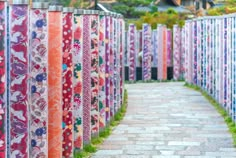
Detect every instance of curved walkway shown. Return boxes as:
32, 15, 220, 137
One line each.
92, 82, 236, 158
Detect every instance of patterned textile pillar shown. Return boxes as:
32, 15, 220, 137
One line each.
136, 30, 140, 67
197, 20, 202, 87
204, 18, 207, 90
202, 19, 207, 90
29, 2, 48, 158
173, 25, 181, 80
128, 24, 136, 81
162, 26, 167, 80
184, 21, 189, 83
73, 8, 83, 151
200, 19, 204, 88
62, 7, 74, 157
48, 5, 63, 158
90, 11, 99, 136
214, 18, 217, 99
211, 18, 214, 95
212, 19, 216, 98
208, 19, 212, 94
219, 18, 224, 106
0, 1, 6, 157
167, 29, 172, 68
193, 20, 197, 85
188, 21, 193, 84
124, 31, 128, 66
109, 13, 114, 118
223, 17, 227, 109
6, 3, 9, 158
214, 18, 218, 100
151, 30, 154, 67
215, 18, 220, 102
157, 25, 163, 80
138, 30, 142, 67
82, 10, 91, 144
113, 14, 118, 113
142, 24, 151, 81
116, 14, 121, 110
233, 16, 236, 121
209, 18, 212, 94
180, 27, 186, 80
119, 17, 124, 106
99, 11, 106, 129
205, 19, 209, 92
121, 18, 125, 105
118, 16, 121, 106
184, 22, 188, 82
227, 17, 232, 115
9, 1, 29, 157
105, 13, 110, 124
180, 27, 185, 80
206, 19, 210, 93
152, 30, 158, 68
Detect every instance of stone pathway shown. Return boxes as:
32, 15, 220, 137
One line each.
92, 82, 236, 158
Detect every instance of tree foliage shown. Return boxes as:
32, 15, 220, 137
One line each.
112, 0, 153, 18
207, 6, 236, 16
207, 0, 236, 16
132, 8, 186, 30
49, 0, 84, 8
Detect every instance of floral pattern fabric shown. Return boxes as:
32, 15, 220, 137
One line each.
99, 15, 106, 129
62, 12, 73, 157
9, 5, 29, 157
29, 8, 48, 158
73, 13, 83, 150
0, 2, 5, 157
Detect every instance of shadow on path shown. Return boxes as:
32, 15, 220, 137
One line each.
92, 82, 235, 158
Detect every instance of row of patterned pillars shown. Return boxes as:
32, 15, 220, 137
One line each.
127, 23, 172, 81
180, 15, 236, 122
0, 0, 125, 157
173, 24, 185, 80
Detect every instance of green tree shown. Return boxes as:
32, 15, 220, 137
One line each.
132, 8, 186, 30
207, 0, 236, 16
112, 0, 153, 18
49, 0, 82, 7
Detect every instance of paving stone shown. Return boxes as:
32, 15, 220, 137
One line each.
112, 130, 125, 134
195, 134, 232, 138
155, 145, 186, 150
95, 150, 123, 155
122, 145, 154, 150
160, 150, 175, 155
184, 156, 217, 158
183, 137, 208, 143
119, 155, 151, 158
106, 137, 129, 141
138, 134, 164, 138
99, 144, 123, 150
168, 141, 201, 146
102, 141, 134, 145
219, 148, 236, 152
155, 136, 183, 141
177, 150, 201, 156
205, 151, 236, 157
135, 141, 165, 145
92, 83, 235, 157
93, 156, 152, 158
152, 156, 181, 158
124, 150, 160, 155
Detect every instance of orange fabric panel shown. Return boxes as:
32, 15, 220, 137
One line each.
48, 11, 63, 158
163, 27, 167, 80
